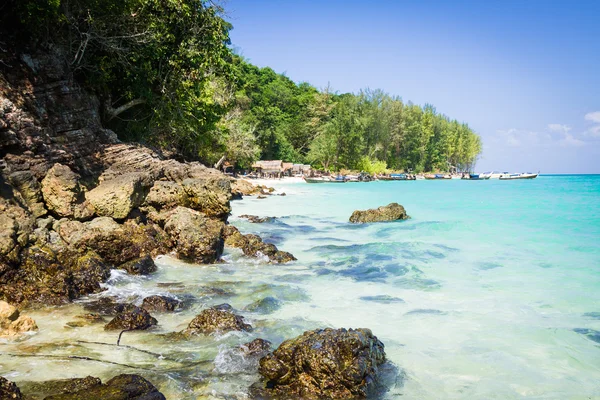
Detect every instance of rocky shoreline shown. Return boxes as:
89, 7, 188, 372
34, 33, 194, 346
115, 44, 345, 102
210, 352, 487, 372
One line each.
0, 49, 399, 398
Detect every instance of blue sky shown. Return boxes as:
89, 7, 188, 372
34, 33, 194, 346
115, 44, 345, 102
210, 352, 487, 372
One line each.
225, 0, 600, 173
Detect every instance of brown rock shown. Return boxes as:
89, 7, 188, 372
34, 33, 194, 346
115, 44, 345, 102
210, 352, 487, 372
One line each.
255, 328, 386, 399
39, 374, 165, 400
141, 295, 179, 312
183, 305, 251, 335
163, 207, 224, 264
0, 300, 38, 337
241, 338, 272, 356
349, 202, 409, 223
0, 376, 22, 399
104, 306, 157, 331
117, 255, 157, 275
41, 164, 93, 220
86, 172, 153, 219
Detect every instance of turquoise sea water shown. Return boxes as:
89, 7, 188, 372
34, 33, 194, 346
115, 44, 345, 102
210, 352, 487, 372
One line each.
229, 175, 600, 399
2, 175, 599, 399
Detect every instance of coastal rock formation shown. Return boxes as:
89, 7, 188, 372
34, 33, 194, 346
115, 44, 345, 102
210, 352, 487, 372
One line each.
163, 206, 224, 264
244, 296, 281, 314
254, 328, 386, 399
223, 226, 296, 263
183, 304, 251, 335
32, 374, 165, 399
104, 306, 157, 331
0, 300, 38, 337
0, 376, 22, 399
349, 203, 409, 223
141, 295, 180, 312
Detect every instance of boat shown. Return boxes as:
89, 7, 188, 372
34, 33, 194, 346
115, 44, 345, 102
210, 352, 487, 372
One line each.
467, 173, 491, 180
390, 173, 408, 181
489, 171, 508, 179
425, 174, 451, 180
499, 172, 539, 180
303, 176, 346, 183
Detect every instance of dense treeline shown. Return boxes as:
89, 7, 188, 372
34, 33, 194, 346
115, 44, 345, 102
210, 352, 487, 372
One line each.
3, 0, 481, 172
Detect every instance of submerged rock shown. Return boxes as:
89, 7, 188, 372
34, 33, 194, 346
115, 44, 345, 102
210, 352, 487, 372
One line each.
349, 203, 409, 224
0, 376, 22, 399
39, 374, 164, 400
239, 214, 275, 223
104, 306, 157, 331
82, 297, 137, 316
254, 328, 386, 399
244, 296, 281, 314
183, 304, 251, 335
141, 295, 180, 312
118, 255, 157, 275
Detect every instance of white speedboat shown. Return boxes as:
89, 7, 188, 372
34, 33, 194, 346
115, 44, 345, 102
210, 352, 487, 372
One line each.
499, 172, 539, 180
489, 171, 508, 179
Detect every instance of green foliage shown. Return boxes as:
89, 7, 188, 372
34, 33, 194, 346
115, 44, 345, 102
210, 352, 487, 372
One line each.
357, 157, 388, 175
5, 1, 482, 170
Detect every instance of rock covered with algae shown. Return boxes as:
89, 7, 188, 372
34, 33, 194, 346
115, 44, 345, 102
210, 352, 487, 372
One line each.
349, 202, 409, 223
253, 328, 386, 399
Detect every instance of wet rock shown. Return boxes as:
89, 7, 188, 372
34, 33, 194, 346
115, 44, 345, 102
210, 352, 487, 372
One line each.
573, 328, 600, 344
183, 304, 251, 335
222, 226, 296, 264
86, 172, 152, 220
65, 314, 104, 328
118, 255, 157, 275
244, 297, 281, 314
255, 328, 386, 399
144, 181, 186, 210
0, 376, 22, 399
257, 195, 267, 199
1, 247, 111, 306
42, 374, 165, 400
26, 376, 101, 397
141, 295, 180, 312
0, 300, 38, 337
104, 306, 157, 331
239, 214, 275, 223
56, 217, 169, 266
278, 192, 286, 196
163, 206, 224, 264
41, 164, 93, 220
241, 338, 272, 356
349, 202, 409, 224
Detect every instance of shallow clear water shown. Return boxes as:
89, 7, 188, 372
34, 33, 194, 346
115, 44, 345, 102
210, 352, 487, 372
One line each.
2, 175, 600, 399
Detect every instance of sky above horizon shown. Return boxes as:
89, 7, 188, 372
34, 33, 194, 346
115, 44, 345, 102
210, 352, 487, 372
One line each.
225, 0, 600, 173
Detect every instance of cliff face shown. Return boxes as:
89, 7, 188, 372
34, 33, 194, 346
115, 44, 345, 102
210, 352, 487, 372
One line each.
0, 47, 236, 306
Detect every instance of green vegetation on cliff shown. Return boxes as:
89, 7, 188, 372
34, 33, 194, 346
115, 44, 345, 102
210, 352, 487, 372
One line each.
3, 0, 481, 172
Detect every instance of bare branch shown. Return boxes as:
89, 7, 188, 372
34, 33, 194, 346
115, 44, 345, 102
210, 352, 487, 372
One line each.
106, 98, 146, 120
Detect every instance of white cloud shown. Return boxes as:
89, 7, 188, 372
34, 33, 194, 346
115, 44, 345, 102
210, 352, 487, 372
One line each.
586, 125, 600, 137
559, 133, 585, 147
547, 123, 571, 133
585, 111, 600, 124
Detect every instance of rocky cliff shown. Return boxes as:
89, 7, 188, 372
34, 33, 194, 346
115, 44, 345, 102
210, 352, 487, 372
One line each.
0, 46, 286, 307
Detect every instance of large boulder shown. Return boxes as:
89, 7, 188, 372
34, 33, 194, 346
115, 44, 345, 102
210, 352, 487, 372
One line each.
0, 247, 111, 306
86, 172, 152, 219
8, 170, 47, 218
183, 305, 251, 335
104, 306, 157, 331
41, 164, 93, 220
349, 203, 409, 223
40, 374, 165, 400
0, 300, 38, 337
56, 217, 169, 266
255, 328, 386, 399
163, 207, 224, 264
0, 376, 22, 399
